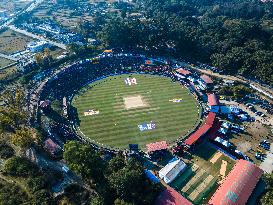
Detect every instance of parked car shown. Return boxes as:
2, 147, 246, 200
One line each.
255, 152, 266, 161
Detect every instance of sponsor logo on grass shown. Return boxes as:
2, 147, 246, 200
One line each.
138, 121, 156, 131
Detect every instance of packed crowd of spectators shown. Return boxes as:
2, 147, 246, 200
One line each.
40, 54, 174, 101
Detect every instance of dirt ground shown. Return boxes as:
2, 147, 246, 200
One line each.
0, 57, 14, 68
123, 95, 148, 110
229, 121, 272, 164
0, 29, 33, 55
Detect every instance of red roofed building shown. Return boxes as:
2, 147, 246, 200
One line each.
198, 75, 214, 90
209, 160, 263, 205
146, 141, 168, 153
207, 93, 220, 113
201, 75, 213, 84
155, 187, 193, 205
184, 112, 217, 146
207, 118, 222, 140
44, 138, 62, 157
175, 68, 192, 79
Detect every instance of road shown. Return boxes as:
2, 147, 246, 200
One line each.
0, 0, 45, 31
0, 53, 19, 61
192, 67, 273, 102
9, 25, 67, 50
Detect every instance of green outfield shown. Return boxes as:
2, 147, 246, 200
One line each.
72, 74, 200, 149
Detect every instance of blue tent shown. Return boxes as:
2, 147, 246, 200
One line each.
145, 170, 160, 183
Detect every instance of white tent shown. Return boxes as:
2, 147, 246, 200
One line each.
159, 159, 187, 184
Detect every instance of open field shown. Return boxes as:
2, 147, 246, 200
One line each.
73, 74, 200, 149
0, 0, 32, 13
0, 57, 15, 68
0, 29, 33, 55
193, 141, 235, 177
0, 66, 18, 81
171, 164, 217, 205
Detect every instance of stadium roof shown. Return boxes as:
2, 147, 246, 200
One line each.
184, 112, 216, 146
207, 119, 222, 140
155, 187, 193, 205
176, 68, 192, 76
201, 75, 213, 84
207, 93, 220, 106
184, 124, 211, 146
208, 160, 263, 205
146, 141, 168, 153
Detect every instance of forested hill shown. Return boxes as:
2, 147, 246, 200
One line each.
98, 0, 273, 85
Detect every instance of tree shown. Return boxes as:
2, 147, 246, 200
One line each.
11, 127, 35, 148
63, 141, 106, 181
114, 198, 133, 205
90, 196, 104, 205
0, 142, 14, 159
26, 176, 47, 193
107, 156, 126, 174
0, 181, 29, 205
32, 189, 54, 205
0, 88, 27, 131
3, 156, 39, 177
259, 173, 273, 205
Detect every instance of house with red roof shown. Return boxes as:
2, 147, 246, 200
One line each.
207, 93, 220, 113
208, 160, 263, 205
198, 75, 214, 90
44, 138, 62, 157
155, 187, 193, 205
175, 68, 192, 79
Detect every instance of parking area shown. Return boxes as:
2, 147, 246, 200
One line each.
260, 143, 273, 173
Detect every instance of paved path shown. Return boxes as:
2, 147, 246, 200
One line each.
0, 53, 18, 61
260, 143, 273, 174
8, 25, 67, 50
193, 68, 273, 102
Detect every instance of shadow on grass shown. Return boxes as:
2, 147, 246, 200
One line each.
170, 166, 196, 191
194, 141, 217, 161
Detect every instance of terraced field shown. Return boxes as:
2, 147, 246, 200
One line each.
72, 74, 200, 149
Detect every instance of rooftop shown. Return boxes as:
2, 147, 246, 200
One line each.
208, 160, 263, 205
176, 68, 192, 76
201, 75, 213, 84
207, 93, 220, 106
184, 112, 216, 146
155, 187, 193, 205
146, 141, 168, 153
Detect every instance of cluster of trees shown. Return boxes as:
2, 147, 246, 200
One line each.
0, 88, 28, 132
218, 84, 252, 99
0, 88, 38, 149
63, 141, 162, 205
2, 156, 54, 205
35, 48, 54, 68
97, 0, 273, 85
259, 173, 273, 205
